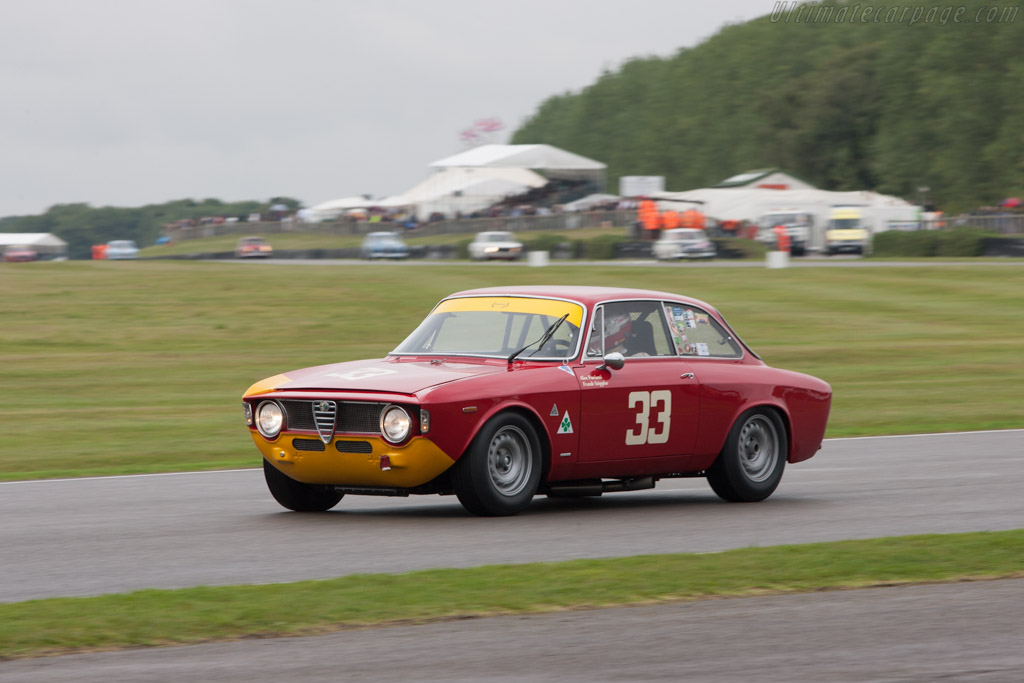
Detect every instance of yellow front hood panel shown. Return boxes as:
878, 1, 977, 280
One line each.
254, 433, 455, 488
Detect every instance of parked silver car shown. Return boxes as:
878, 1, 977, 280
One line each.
361, 232, 410, 259
106, 240, 140, 260
652, 229, 715, 261
468, 231, 523, 261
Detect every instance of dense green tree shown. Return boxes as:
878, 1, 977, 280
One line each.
512, 0, 1024, 210
1, 198, 286, 259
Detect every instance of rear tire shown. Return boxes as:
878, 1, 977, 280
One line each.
707, 408, 786, 502
263, 460, 343, 512
453, 413, 542, 516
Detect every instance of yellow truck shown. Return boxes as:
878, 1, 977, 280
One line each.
825, 207, 871, 255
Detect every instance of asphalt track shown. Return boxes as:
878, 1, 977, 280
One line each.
3, 579, 1022, 682
1, 430, 1022, 604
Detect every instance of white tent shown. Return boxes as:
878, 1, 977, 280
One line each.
430, 144, 606, 187
653, 188, 919, 251
562, 193, 621, 212
0, 233, 68, 259
306, 196, 377, 221
391, 167, 548, 219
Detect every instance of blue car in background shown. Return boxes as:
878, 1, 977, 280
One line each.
361, 231, 410, 260
106, 240, 140, 260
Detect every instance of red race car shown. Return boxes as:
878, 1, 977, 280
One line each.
243, 286, 831, 516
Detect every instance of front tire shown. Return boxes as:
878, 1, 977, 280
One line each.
453, 413, 542, 516
707, 408, 786, 502
263, 460, 343, 512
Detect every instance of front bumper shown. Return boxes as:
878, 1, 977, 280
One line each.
828, 241, 865, 253
253, 432, 456, 487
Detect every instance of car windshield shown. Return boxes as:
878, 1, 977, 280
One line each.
666, 230, 703, 242
392, 296, 584, 359
367, 234, 400, 243
481, 233, 514, 242
831, 218, 861, 229
765, 214, 805, 226
109, 241, 136, 248
242, 237, 266, 245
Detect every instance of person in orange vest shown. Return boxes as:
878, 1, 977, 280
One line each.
661, 209, 681, 230
773, 224, 791, 252
638, 199, 661, 240
680, 208, 705, 230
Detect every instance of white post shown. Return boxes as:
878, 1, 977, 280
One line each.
528, 250, 550, 267
766, 250, 790, 269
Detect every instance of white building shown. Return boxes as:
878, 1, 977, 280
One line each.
0, 233, 68, 260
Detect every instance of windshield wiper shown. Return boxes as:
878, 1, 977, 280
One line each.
507, 313, 569, 365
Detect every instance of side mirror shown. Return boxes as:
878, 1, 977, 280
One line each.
597, 351, 625, 371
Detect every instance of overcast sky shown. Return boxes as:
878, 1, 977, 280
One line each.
1, 0, 771, 217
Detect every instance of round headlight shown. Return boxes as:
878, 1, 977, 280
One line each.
380, 405, 411, 444
256, 401, 284, 439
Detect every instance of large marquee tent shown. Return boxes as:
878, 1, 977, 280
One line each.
429, 144, 606, 186
0, 232, 68, 260
310, 144, 607, 221
654, 187, 919, 250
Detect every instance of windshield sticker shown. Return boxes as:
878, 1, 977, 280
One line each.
683, 310, 697, 328
325, 367, 398, 381
696, 313, 710, 325
695, 343, 710, 356
557, 411, 574, 434
550, 404, 560, 417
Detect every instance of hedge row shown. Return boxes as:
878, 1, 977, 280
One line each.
872, 227, 991, 257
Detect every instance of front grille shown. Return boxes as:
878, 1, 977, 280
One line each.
280, 400, 385, 435
336, 440, 373, 454
313, 400, 337, 443
281, 400, 316, 430
340, 402, 386, 433
293, 438, 326, 452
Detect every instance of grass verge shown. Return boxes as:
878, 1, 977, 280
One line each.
1, 261, 1023, 479
2, 530, 1021, 659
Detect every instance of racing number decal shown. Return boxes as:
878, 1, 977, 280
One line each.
625, 390, 672, 445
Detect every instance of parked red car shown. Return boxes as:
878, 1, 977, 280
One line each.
3, 245, 38, 262
243, 286, 831, 516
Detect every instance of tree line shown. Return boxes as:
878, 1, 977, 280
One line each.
511, 0, 1023, 211
0, 198, 299, 260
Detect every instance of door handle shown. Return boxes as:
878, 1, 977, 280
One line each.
680, 373, 695, 380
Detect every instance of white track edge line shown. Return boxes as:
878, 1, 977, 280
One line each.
2, 429, 1021, 486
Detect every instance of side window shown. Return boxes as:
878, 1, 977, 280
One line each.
663, 303, 742, 358
600, 302, 675, 358
586, 307, 604, 357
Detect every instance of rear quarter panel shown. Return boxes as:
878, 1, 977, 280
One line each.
693, 362, 831, 467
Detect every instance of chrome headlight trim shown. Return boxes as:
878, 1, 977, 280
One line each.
380, 405, 412, 444
256, 400, 284, 439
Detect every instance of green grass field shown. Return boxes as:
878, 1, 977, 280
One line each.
1, 260, 1022, 480
2, 259, 1022, 659
1, 531, 1021, 659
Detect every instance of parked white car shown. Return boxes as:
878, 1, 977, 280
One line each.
105, 240, 139, 260
652, 229, 716, 261
468, 231, 523, 261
